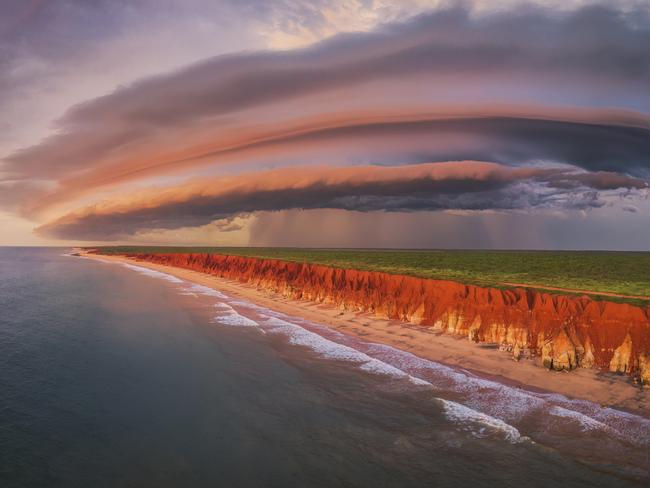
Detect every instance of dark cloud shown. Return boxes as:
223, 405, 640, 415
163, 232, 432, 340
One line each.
3, 1, 650, 248
210, 217, 245, 233
31, 3, 650, 125
4, 2, 650, 187
214, 114, 650, 176
10, 109, 650, 178
622, 204, 639, 213
36, 162, 647, 240
545, 170, 649, 190
9, 108, 650, 218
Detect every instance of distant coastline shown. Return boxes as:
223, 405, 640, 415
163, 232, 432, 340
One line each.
78, 249, 649, 417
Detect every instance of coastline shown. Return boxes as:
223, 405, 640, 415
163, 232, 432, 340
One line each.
81, 251, 649, 417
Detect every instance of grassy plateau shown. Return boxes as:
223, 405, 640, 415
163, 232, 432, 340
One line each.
92, 247, 650, 304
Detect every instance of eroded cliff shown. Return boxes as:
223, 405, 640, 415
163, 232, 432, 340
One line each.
114, 252, 650, 384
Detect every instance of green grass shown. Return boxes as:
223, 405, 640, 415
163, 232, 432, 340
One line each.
93, 247, 650, 304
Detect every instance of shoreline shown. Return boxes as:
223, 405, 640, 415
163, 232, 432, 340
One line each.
81, 251, 649, 417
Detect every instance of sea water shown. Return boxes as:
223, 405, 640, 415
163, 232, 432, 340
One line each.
1, 248, 648, 487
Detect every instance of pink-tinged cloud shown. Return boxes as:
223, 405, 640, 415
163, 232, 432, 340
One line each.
16, 104, 650, 218
2, 2, 649, 249
3, 2, 650, 218
36, 161, 647, 240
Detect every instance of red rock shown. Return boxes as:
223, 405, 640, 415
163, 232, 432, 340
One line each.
122, 252, 650, 381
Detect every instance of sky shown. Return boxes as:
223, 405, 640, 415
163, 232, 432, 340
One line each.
1, 0, 649, 249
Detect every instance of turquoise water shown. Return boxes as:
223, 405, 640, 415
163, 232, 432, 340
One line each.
0, 248, 648, 487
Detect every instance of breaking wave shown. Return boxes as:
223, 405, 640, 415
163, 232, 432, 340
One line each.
439, 399, 525, 443
119, 263, 184, 284
96, 255, 650, 458
262, 317, 430, 387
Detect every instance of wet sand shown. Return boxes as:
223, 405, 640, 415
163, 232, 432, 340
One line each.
83, 251, 649, 417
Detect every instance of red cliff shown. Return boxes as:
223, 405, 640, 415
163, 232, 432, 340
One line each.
118, 252, 650, 384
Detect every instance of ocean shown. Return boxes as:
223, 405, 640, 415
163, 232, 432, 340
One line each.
1, 247, 648, 487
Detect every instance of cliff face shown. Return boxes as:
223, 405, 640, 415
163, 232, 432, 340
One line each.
120, 252, 650, 383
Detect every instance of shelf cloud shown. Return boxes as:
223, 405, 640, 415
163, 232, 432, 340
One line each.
5, 4, 650, 211
2, 1, 649, 247
37, 162, 648, 240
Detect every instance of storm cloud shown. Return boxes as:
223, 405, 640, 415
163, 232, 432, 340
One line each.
2, 1, 649, 247
4, 2, 650, 214
11, 106, 650, 218
37, 162, 648, 240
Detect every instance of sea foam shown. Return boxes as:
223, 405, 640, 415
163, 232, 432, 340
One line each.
106, 257, 650, 450
262, 316, 430, 386
549, 406, 614, 433
216, 310, 260, 328
439, 399, 525, 443
119, 263, 184, 283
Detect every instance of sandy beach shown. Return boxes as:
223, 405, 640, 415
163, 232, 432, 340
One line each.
82, 251, 649, 417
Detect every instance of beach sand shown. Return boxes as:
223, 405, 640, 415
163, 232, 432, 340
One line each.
82, 251, 649, 417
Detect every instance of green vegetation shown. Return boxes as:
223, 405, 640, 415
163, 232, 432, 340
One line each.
94, 247, 650, 303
